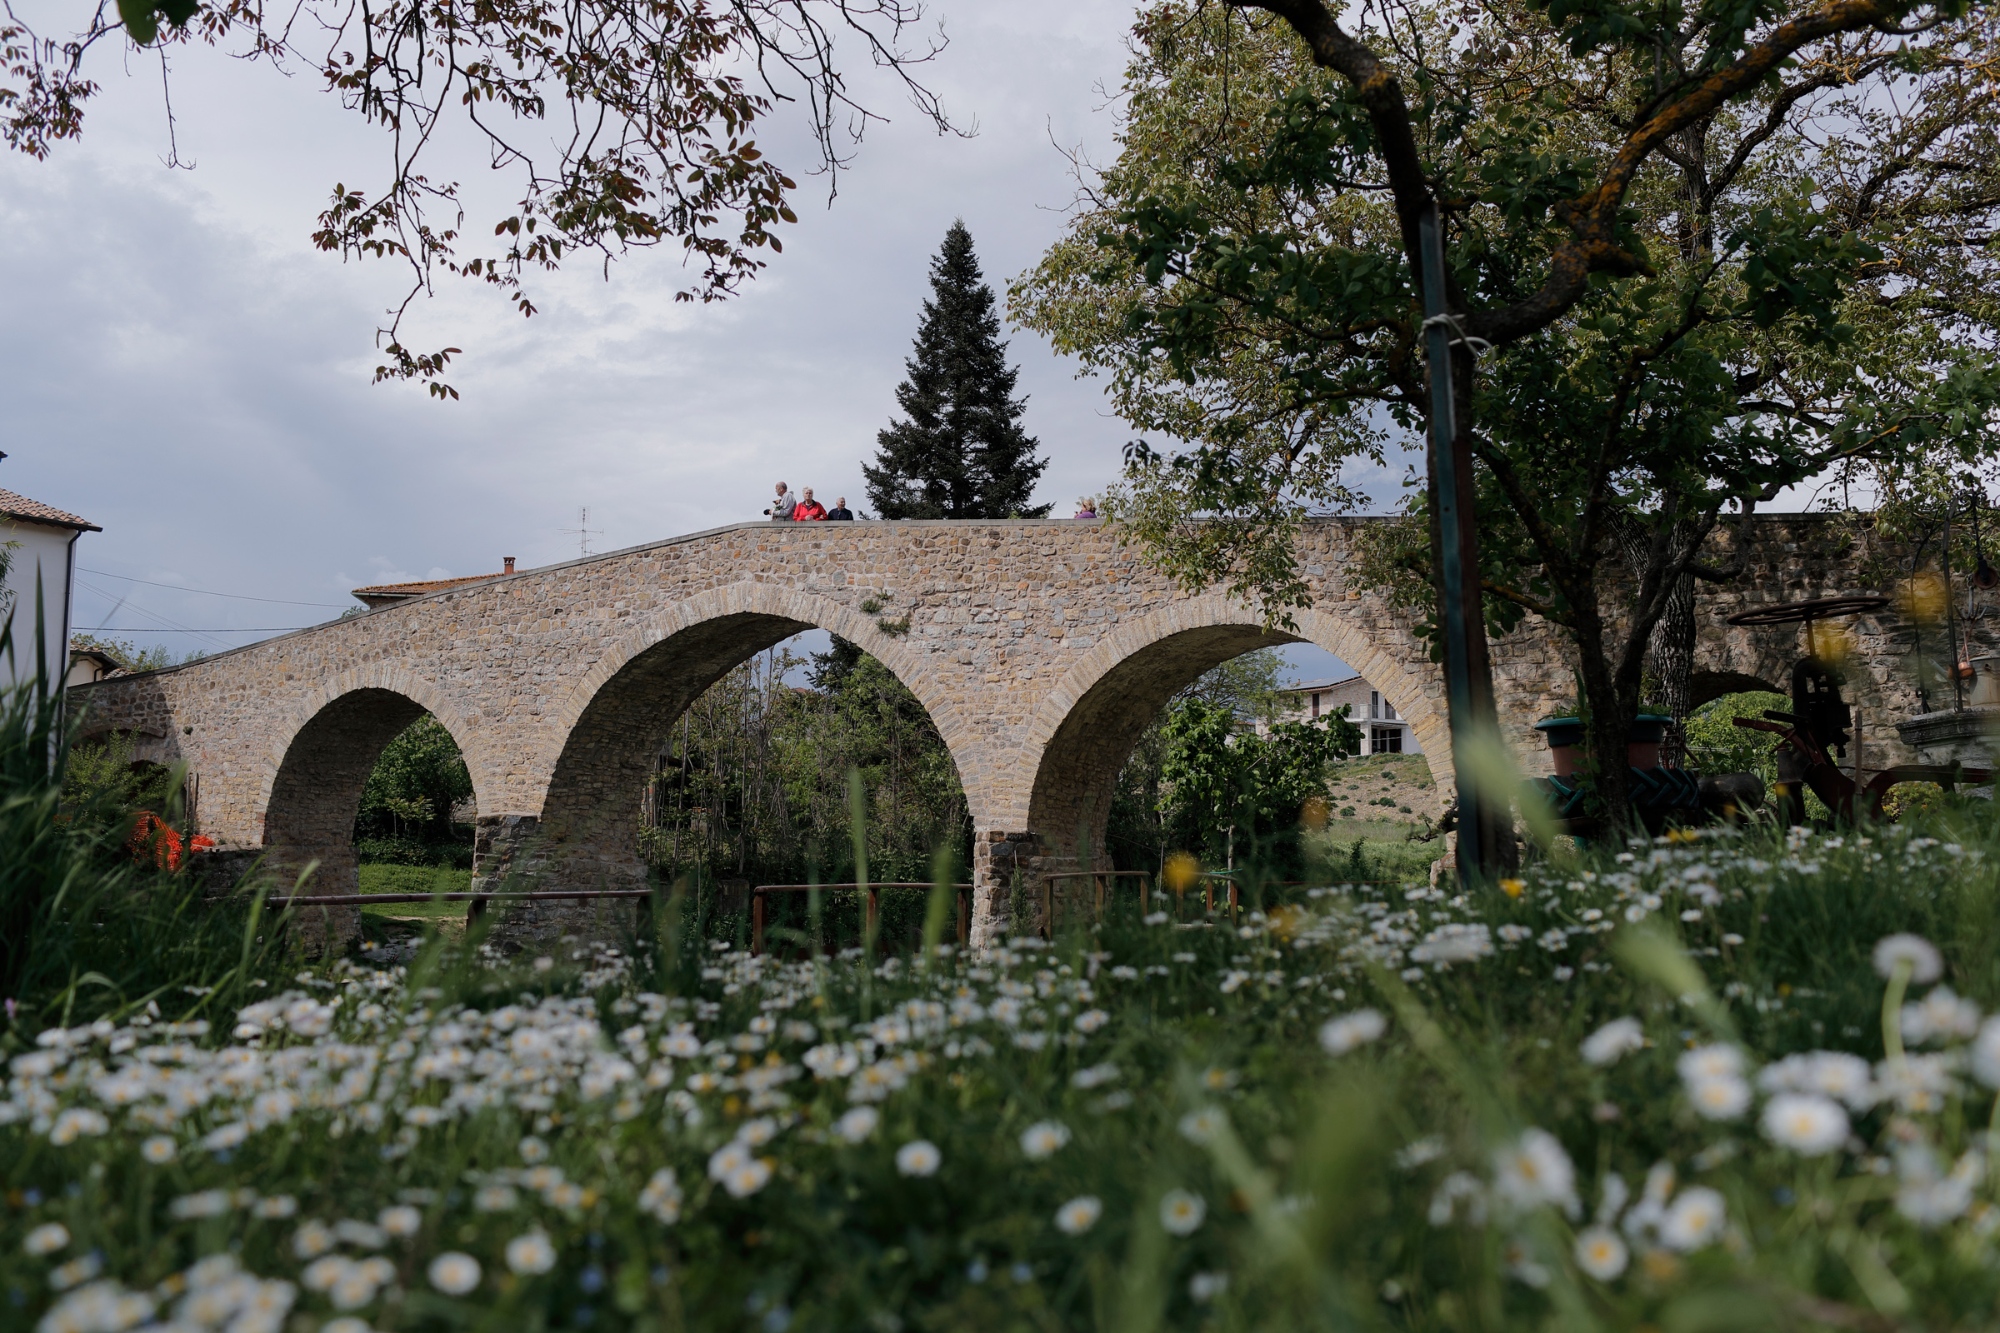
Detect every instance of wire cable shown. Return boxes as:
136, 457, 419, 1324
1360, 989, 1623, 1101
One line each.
77, 626, 310, 633
77, 567, 350, 608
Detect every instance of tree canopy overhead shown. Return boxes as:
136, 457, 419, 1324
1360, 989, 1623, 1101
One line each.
2, 0, 952, 396
1015, 0, 2000, 822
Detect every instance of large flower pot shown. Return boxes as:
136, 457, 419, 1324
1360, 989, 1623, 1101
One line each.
1535, 717, 1586, 777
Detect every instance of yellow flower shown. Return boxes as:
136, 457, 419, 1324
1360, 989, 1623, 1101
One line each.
1163, 853, 1201, 895
1500, 879, 1525, 899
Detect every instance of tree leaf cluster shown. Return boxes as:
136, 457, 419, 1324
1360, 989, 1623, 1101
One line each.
2, 0, 951, 395
1014, 0, 2000, 821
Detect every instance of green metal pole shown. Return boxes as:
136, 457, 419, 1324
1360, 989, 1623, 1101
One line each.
1418, 202, 1491, 884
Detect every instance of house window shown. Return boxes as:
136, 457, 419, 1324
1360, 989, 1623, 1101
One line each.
1382, 697, 1398, 720
1311, 692, 1320, 718
1369, 690, 1381, 720
1371, 726, 1403, 754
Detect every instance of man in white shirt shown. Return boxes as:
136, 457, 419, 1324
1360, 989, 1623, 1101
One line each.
766, 482, 796, 521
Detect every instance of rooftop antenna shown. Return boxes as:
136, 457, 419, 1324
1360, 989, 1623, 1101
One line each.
562, 507, 601, 558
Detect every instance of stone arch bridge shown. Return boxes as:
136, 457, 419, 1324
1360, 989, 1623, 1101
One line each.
69, 516, 1940, 941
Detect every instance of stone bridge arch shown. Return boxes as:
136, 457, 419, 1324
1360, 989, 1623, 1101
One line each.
987, 594, 1451, 904
486, 582, 982, 919
259, 669, 494, 920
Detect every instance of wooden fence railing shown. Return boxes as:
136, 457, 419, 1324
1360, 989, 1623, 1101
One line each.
749, 883, 974, 956
270, 889, 653, 930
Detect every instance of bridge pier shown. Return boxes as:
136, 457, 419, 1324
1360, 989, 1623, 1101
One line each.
971, 830, 1044, 944
469, 813, 654, 947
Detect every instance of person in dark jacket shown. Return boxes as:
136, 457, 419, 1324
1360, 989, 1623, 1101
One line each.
826, 497, 854, 521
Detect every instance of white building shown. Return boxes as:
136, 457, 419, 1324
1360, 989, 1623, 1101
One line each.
0, 488, 98, 697
1274, 674, 1421, 756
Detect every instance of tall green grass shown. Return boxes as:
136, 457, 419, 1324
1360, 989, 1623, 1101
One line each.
0, 612, 288, 1028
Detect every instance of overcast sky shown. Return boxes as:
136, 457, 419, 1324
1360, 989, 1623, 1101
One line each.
4, 1, 1400, 683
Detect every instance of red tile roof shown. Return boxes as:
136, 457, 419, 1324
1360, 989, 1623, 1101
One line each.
351, 572, 509, 608
0, 488, 99, 532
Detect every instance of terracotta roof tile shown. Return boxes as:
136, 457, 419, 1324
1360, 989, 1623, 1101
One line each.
351, 575, 500, 597
0, 488, 99, 532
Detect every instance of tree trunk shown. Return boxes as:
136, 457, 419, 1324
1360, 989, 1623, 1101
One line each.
1569, 597, 1639, 833
1616, 520, 1698, 768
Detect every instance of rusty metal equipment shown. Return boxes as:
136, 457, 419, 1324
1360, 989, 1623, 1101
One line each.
1724, 594, 1988, 821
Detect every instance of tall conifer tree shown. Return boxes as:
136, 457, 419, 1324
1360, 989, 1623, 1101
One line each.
865, 222, 1050, 519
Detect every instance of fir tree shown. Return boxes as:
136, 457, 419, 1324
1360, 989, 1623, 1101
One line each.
864, 221, 1050, 519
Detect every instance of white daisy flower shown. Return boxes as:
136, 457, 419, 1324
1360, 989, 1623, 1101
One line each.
506, 1232, 558, 1275
1657, 1186, 1725, 1252
1177, 1108, 1227, 1145
639, 1168, 684, 1224
723, 1159, 773, 1198
377, 1206, 422, 1239
1573, 1225, 1628, 1280
427, 1252, 482, 1296
1159, 1189, 1207, 1236
1318, 1009, 1387, 1057
1760, 1093, 1849, 1156
23, 1222, 69, 1256
1903, 987, 1982, 1044
1686, 1075, 1752, 1121
1188, 1272, 1228, 1303
1055, 1196, 1103, 1235
833, 1106, 880, 1144
1579, 1018, 1644, 1067
292, 1221, 337, 1259
1675, 1045, 1744, 1084
1873, 934, 1943, 984
896, 1140, 942, 1177
140, 1137, 178, 1165
48, 1108, 109, 1145
1492, 1129, 1578, 1215
1019, 1121, 1071, 1160
1974, 1017, 2000, 1089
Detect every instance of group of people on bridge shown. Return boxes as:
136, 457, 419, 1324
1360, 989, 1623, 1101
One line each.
765, 480, 1103, 522
764, 483, 852, 522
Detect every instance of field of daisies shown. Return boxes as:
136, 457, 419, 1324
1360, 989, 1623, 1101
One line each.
13, 687, 2000, 1330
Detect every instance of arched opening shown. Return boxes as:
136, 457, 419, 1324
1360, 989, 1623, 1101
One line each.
265, 689, 478, 904
1024, 619, 1441, 900
531, 612, 971, 944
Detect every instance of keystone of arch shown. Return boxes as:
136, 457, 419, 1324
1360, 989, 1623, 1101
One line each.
997, 592, 1452, 832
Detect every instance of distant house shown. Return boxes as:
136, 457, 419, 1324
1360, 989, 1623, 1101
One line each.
351, 557, 518, 610
1272, 675, 1422, 757
0, 487, 99, 696
65, 647, 123, 690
